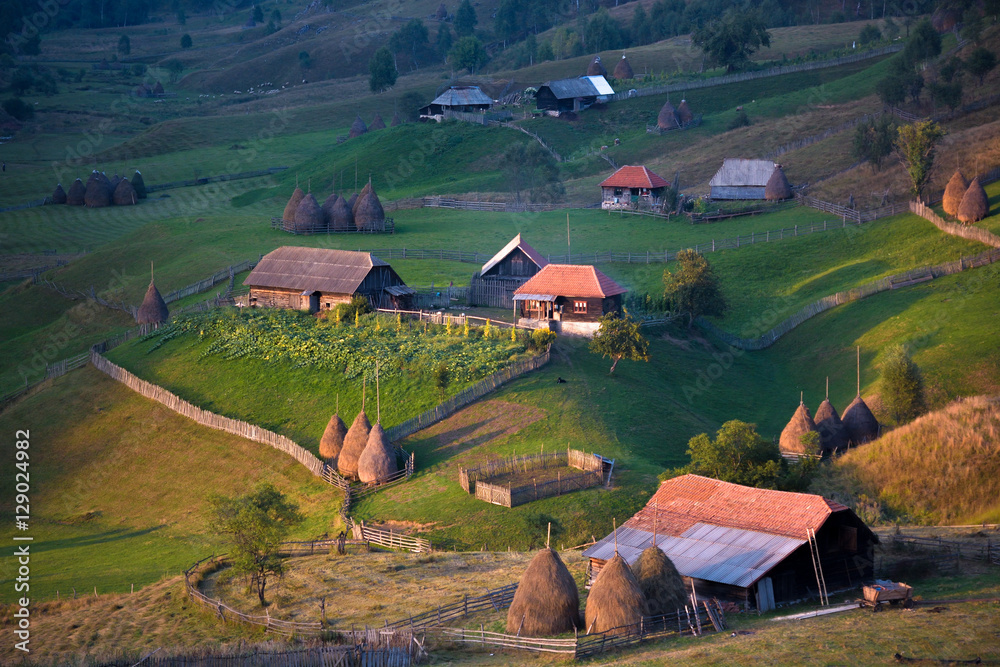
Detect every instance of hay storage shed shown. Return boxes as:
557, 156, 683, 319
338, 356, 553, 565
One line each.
942, 170, 969, 217
338, 411, 371, 479
506, 547, 580, 636
535, 76, 613, 114
244, 246, 414, 312
584, 553, 645, 635
513, 264, 626, 336
612, 53, 634, 80
480, 234, 548, 281
709, 159, 780, 200
357, 422, 398, 484
599, 165, 669, 210
419, 86, 493, 120
583, 475, 878, 611
957, 177, 989, 223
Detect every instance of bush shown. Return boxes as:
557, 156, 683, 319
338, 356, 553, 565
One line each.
858, 24, 882, 45
180, 34, 192, 49
433, 362, 450, 392
529, 328, 556, 351
331, 295, 372, 323
727, 107, 750, 130
2, 98, 34, 121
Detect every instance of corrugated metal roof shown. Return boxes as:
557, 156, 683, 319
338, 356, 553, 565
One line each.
429, 86, 493, 107
538, 77, 599, 100
480, 234, 549, 276
709, 159, 777, 187
514, 264, 626, 299
245, 246, 388, 294
513, 293, 557, 301
581, 75, 615, 96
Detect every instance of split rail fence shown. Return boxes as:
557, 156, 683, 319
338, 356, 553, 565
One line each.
383, 583, 518, 630
421, 196, 558, 213
353, 522, 432, 553
910, 201, 1000, 248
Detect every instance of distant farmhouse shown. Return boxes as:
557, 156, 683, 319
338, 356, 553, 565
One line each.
535, 75, 614, 115
514, 264, 626, 336
583, 474, 877, 611
419, 86, 493, 121
600, 165, 669, 210
244, 246, 414, 313
709, 159, 793, 200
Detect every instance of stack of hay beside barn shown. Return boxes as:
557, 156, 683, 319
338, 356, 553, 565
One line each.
507, 547, 580, 636
584, 553, 645, 635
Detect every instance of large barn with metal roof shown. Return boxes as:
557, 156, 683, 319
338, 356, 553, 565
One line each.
583, 474, 877, 611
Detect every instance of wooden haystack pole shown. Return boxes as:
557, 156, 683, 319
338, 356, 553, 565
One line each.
358, 422, 398, 483
329, 195, 354, 231
391, 111, 402, 127
84, 171, 112, 208
507, 544, 580, 636
942, 170, 968, 217
132, 170, 147, 199
656, 101, 680, 131
676, 99, 693, 125
338, 409, 371, 479
957, 177, 989, 223
51, 183, 67, 204
294, 192, 325, 233
842, 347, 879, 447
112, 178, 138, 206
765, 164, 792, 201
613, 53, 633, 80
370, 112, 386, 130
283, 186, 305, 222
585, 553, 645, 635
136, 278, 168, 326
319, 411, 347, 463
779, 395, 819, 455
66, 178, 86, 205
354, 180, 385, 232
586, 56, 607, 77
349, 115, 368, 138
815, 378, 848, 455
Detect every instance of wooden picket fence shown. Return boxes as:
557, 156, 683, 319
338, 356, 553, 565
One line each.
162, 258, 258, 304
353, 522, 432, 554
459, 448, 606, 493
475, 469, 604, 508
383, 583, 518, 630
910, 200, 1000, 248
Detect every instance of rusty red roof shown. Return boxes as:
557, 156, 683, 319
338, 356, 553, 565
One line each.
513, 264, 626, 299
599, 165, 669, 189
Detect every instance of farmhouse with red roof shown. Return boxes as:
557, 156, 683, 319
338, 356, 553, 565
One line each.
513, 264, 626, 336
599, 165, 670, 210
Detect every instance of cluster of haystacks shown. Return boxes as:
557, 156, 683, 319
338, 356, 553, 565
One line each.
55, 170, 145, 207
656, 99, 696, 131
281, 179, 386, 232
765, 164, 793, 201
133, 81, 166, 98
612, 53, 633, 80
507, 547, 581, 636
136, 278, 168, 326
957, 177, 989, 224
586, 56, 607, 77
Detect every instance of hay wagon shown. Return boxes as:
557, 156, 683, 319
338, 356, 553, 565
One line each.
860, 582, 913, 611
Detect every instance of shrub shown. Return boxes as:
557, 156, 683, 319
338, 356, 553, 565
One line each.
2, 98, 34, 120
332, 295, 372, 323
530, 328, 556, 351
434, 362, 450, 392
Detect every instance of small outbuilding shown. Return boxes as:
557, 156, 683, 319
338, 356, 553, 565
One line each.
419, 86, 493, 120
599, 165, 669, 210
513, 264, 626, 336
535, 76, 614, 114
480, 234, 548, 282
709, 159, 783, 200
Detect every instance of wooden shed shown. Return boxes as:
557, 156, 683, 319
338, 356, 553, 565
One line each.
244, 246, 414, 313
419, 86, 493, 120
513, 264, 625, 336
599, 165, 669, 210
583, 475, 878, 611
535, 76, 613, 114
470, 234, 549, 309
709, 159, 781, 200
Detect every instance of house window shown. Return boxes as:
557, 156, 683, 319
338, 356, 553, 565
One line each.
614, 188, 623, 196
573, 301, 587, 313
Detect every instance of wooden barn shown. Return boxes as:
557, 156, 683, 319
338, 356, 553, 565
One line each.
244, 246, 414, 313
535, 76, 614, 114
599, 165, 669, 210
513, 264, 626, 336
419, 86, 493, 120
709, 159, 781, 200
583, 475, 878, 611
470, 234, 549, 309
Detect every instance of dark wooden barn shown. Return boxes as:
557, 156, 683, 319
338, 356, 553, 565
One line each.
709, 159, 780, 200
470, 234, 549, 308
244, 246, 414, 313
513, 264, 625, 336
583, 475, 878, 611
418, 86, 493, 120
535, 76, 614, 114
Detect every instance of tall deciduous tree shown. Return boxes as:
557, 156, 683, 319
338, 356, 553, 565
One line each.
965, 47, 997, 86
679, 420, 784, 489
852, 115, 896, 173
448, 36, 487, 73
454, 0, 477, 37
879, 345, 926, 424
663, 249, 726, 327
390, 19, 430, 70
692, 7, 770, 72
368, 47, 397, 92
895, 120, 945, 200
589, 313, 649, 374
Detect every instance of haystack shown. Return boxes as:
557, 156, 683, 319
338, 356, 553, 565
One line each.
676, 99, 693, 125
506, 548, 580, 636
319, 412, 347, 463
778, 400, 818, 455
51, 184, 67, 204
153, 81, 164, 95
132, 170, 147, 198
329, 195, 354, 231
346, 192, 359, 212
354, 183, 385, 232
635, 545, 686, 617
435, 2, 447, 20
349, 115, 368, 138
112, 178, 138, 206
613, 54, 633, 80
942, 170, 968, 217
815, 398, 849, 455
957, 177, 989, 223
66, 178, 86, 205
370, 112, 386, 130
765, 165, 792, 201
586, 56, 607, 77
357, 422, 398, 483
136, 279, 168, 325
294, 192, 324, 232
321, 193, 340, 227
656, 101, 679, 131
352, 182, 372, 216
283, 187, 305, 222
584, 554, 645, 635
338, 411, 371, 479
391, 111, 402, 127
109, 173, 121, 191
84, 171, 112, 208
842, 395, 879, 446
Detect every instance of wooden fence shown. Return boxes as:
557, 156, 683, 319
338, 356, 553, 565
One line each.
910, 201, 1000, 248
469, 276, 516, 309
421, 196, 559, 213
162, 258, 258, 304
797, 196, 909, 223
144, 166, 288, 194
90, 352, 325, 475
353, 522, 432, 553
383, 583, 518, 630
270, 216, 395, 235
442, 109, 513, 125
459, 448, 606, 493
90, 646, 410, 667
475, 469, 604, 508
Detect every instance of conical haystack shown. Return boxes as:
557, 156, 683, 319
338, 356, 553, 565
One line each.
370, 112, 386, 130
153, 81, 164, 95
51, 183, 67, 204
957, 177, 989, 223
657, 101, 679, 130
676, 99, 693, 125
329, 195, 354, 231
842, 396, 879, 446
109, 173, 121, 191
354, 183, 385, 232
283, 187, 305, 222
435, 2, 447, 20
112, 178, 138, 205
338, 411, 371, 479
507, 548, 580, 636
294, 192, 324, 233
765, 165, 792, 201
321, 193, 340, 227
66, 178, 86, 205
319, 412, 347, 463
346, 192, 359, 212
352, 182, 372, 216
349, 115, 368, 138
132, 170, 147, 198
613, 54, 633, 80
586, 56, 607, 77
815, 399, 849, 455
585, 554, 645, 635
391, 111, 402, 126
357, 422, 398, 483
942, 170, 968, 217
136, 280, 168, 325
779, 401, 818, 455
635, 545, 687, 617
84, 171, 112, 208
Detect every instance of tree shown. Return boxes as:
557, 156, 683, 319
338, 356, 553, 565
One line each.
852, 115, 896, 172
895, 120, 945, 200
585, 8, 624, 52
662, 249, 726, 328
209, 483, 302, 606
298, 50, 311, 70
939, 56, 964, 83
858, 24, 882, 45
176, 8, 186, 25
960, 8, 983, 44
692, 7, 770, 72
678, 420, 784, 488
875, 71, 907, 106
499, 142, 563, 203
448, 36, 487, 73
180, 33, 192, 49
589, 313, 649, 374
118, 35, 131, 57
902, 18, 941, 65
390, 19, 430, 69
2, 98, 34, 121
164, 59, 184, 83
879, 345, 926, 424
454, 0, 477, 37
368, 47, 397, 92
270, 8, 281, 26
965, 47, 997, 86
928, 80, 963, 110
631, 4, 652, 46
434, 362, 450, 394
435, 24, 453, 60
252, 4, 263, 23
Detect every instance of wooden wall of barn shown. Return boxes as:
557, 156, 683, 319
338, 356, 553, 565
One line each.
710, 185, 766, 200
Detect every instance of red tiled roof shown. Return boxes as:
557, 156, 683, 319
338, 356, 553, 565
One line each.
599, 165, 669, 189
624, 474, 849, 540
513, 264, 626, 299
